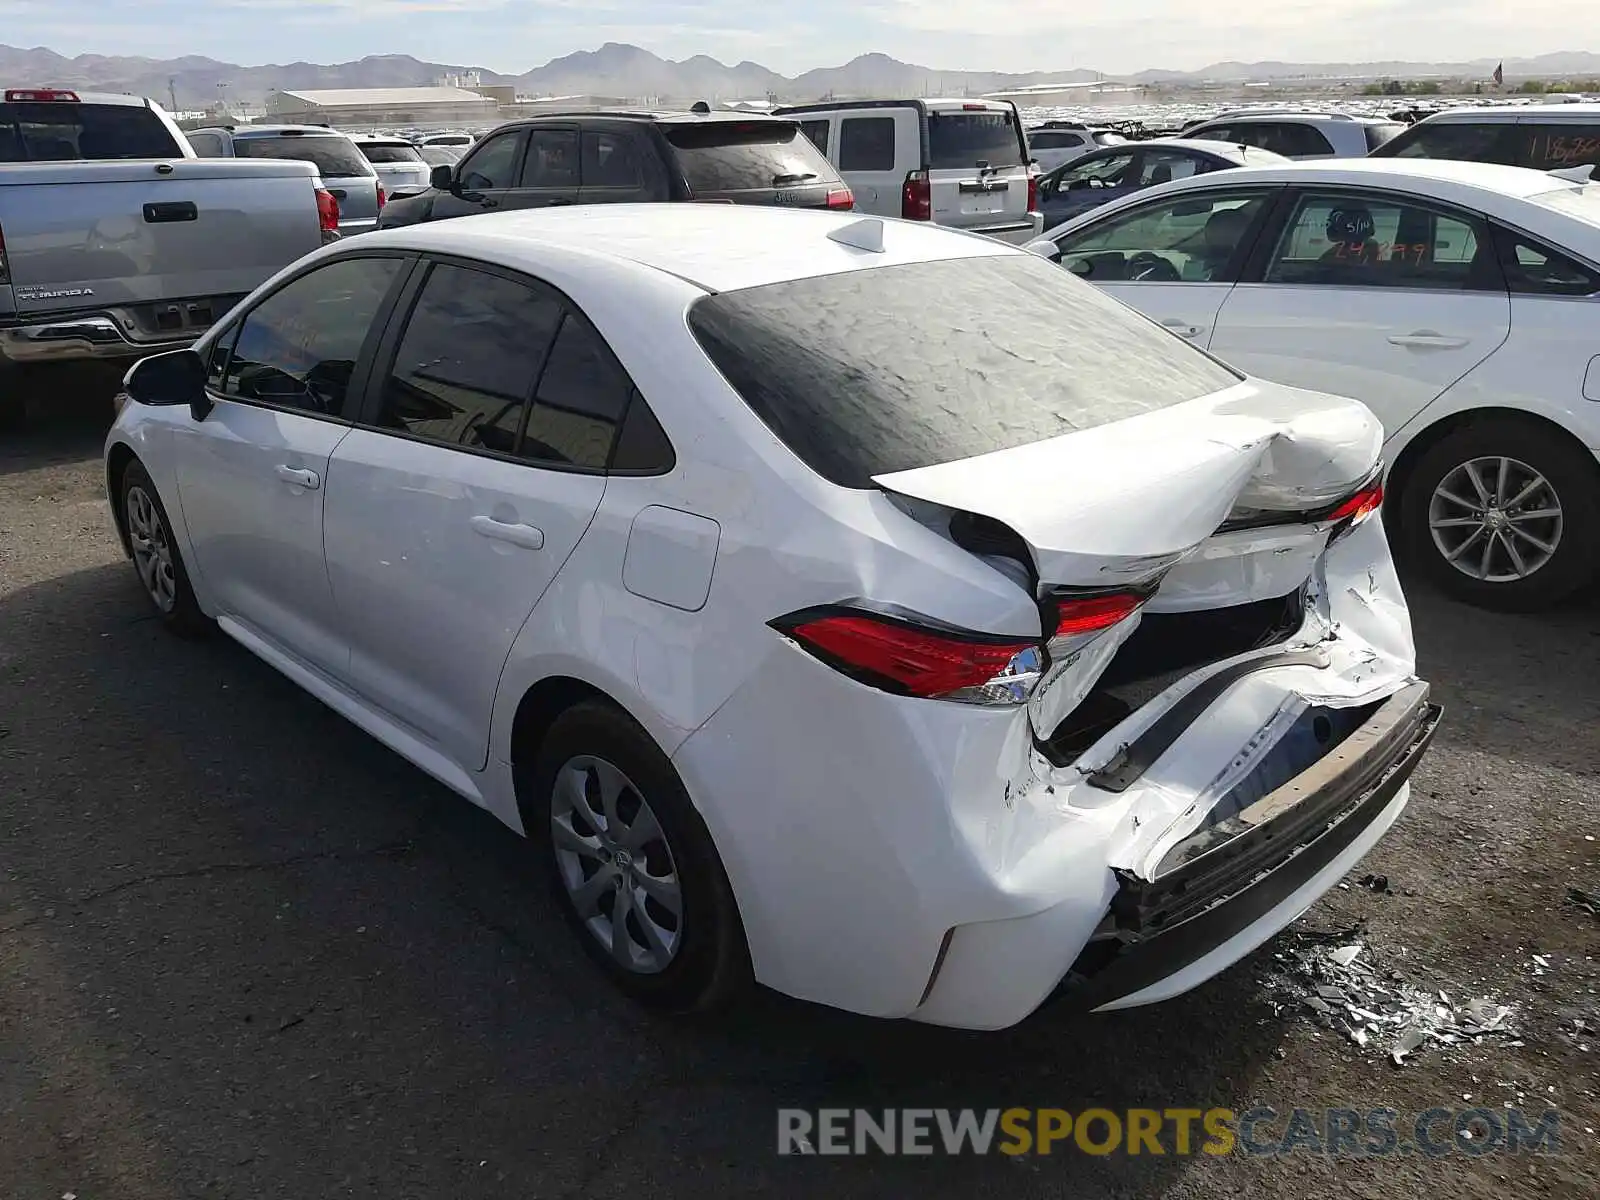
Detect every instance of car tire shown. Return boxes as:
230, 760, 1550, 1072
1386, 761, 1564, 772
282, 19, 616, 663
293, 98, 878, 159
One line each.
1396, 417, 1600, 612
528, 701, 751, 1013
119, 460, 210, 636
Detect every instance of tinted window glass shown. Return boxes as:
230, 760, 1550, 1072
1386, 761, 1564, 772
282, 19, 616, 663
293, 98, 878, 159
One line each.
523, 315, 632, 470
1232, 122, 1334, 157
664, 122, 840, 192
838, 117, 896, 171
225, 257, 402, 415
1364, 122, 1406, 151
927, 110, 1023, 168
1374, 121, 1514, 162
799, 119, 829, 154
361, 142, 423, 164
581, 130, 643, 187
375, 264, 562, 456
1138, 150, 1202, 185
1265, 193, 1491, 289
458, 131, 524, 189
610, 391, 676, 473
688, 255, 1242, 489
1516, 124, 1600, 170
1057, 191, 1269, 282
234, 134, 372, 177
520, 130, 577, 187
1093, 131, 1127, 147
1058, 151, 1135, 186
1029, 132, 1081, 150
0, 101, 183, 161
1494, 228, 1600, 295
186, 130, 224, 157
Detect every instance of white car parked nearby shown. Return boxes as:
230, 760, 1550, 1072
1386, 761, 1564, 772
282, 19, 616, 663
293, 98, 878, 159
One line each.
1030, 158, 1600, 611
105, 205, 1437, 1030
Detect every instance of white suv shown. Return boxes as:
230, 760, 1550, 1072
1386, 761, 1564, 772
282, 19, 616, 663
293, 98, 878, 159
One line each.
778, 98, 1043, 243
1371, 103, 1600, 177
1026, 122, 1127, 172
1182, 111, 1406, 158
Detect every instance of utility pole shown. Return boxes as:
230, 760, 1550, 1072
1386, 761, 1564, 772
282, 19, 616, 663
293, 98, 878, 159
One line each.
168, 76, 177, 113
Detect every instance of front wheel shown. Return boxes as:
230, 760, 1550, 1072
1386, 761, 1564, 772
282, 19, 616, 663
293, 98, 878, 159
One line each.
528, 702, 750, 1013
1397, 417, 1600, 611
120, 460, 210, 635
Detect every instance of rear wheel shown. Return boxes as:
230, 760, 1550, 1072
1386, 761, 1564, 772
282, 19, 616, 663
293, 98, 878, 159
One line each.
1397, 417, 1600, 611
527, 701, 750, 1012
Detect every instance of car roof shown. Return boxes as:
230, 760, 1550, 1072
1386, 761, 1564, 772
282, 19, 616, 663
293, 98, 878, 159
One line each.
1415, 103, 1600, 122
1172, 157, 1576, 197
230, 124, 351, 137
501, 108, 793, 125
361, 204, 1017, 293
775, 98, 1013, 116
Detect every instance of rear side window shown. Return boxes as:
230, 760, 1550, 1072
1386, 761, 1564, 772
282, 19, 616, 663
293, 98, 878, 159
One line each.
361, 142, 423, 164
581, 130, 644, 188
687, 255, 1241, 488
663, 121, 840, 194
235, 134, 372, 177
1515, 124, 1600, 171
523, 315, 633, 469
1373, 121, 1515, 162
1231, 122, 1334, 157
928, 110, 1024, 169
0, 101, 182, 161
839, 117, 896, 171
799, 120, 830, 154
1363, 122, 1406, 151
1493, 227, 1600, 296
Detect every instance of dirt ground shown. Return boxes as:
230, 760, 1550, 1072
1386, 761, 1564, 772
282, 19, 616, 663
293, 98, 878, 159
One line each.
2, 384, 1597, 1199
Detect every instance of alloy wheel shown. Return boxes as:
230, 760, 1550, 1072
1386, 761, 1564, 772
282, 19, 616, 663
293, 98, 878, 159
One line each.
126, 485, 178, 612
550, 754, 683, 974
1427, 456, 1563, 584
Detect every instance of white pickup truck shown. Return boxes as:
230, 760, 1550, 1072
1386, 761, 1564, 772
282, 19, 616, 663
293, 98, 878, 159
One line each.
0, 88, 334, 426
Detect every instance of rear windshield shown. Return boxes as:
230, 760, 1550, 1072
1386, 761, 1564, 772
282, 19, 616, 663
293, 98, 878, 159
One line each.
1363, 122, 1407, 151
235, 134, 373, 177
1370, 121, 1514, 162
663, 121, 840, 194
687, 254, 1241, 488
927, 110, 1024, 169
360, 142, 423, 164
0, 101, 182, 161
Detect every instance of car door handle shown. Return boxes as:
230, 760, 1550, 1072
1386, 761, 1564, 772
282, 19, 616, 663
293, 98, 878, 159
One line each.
469, 514, 545, 550
274, 465, 321, 490
1387, 331, 1469, 350
1160, 319, 1203, 338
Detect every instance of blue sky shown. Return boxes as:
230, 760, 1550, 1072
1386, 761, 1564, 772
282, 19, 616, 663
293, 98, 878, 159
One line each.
0, 0, 1577, 75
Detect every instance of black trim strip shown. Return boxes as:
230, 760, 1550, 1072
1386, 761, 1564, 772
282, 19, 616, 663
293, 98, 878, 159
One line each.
1084, 646, 1331, 793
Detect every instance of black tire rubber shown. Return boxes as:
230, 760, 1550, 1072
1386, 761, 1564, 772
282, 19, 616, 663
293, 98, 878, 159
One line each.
527, 701, 751, 1013
1396, 416, 1600, 612
119, 459, 211, 636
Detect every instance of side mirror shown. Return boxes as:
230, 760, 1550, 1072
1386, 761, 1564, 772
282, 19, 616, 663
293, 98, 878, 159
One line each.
1023, 238, 1062, 262
429, 164, 455, 191
124, 349, 209, 420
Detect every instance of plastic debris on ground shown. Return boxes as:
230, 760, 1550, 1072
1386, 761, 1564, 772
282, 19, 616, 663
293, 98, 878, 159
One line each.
1259, 924, 1518, 1067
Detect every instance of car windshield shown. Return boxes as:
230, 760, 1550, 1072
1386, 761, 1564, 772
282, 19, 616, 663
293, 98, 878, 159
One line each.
927, 110, 1024, 168
0, 100, 182, 161
235, 134, 372, 177
360, 142, 423, 164
687, 254, 1241, 488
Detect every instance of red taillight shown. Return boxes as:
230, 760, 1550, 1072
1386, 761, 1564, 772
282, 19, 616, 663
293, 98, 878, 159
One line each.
1053, 592, 1147, 638
376, 183, 386, 209
5, 88, 78, 103
779, 611, 1039, 701
962, 103, 989, 111
1026, 171, 1040, 213
901, 170, 931, 221
825, 186, 854, 210
1326, 481, 1384, 524
315, 187, 340, 232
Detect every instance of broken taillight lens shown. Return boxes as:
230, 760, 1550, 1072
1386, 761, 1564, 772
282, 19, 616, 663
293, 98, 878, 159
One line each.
1326, 480, 1384, 524
775, 610, 1042, 704
1053, 591, 1147, 637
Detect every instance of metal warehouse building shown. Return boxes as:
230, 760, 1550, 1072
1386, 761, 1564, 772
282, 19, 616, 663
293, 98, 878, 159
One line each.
264, 86, 502, 128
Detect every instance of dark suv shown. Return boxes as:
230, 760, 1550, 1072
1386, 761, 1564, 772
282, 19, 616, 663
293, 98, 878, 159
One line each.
378, 108, 853, 229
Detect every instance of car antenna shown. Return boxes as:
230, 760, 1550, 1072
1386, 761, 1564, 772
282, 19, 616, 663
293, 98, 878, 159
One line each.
826, 218, 886, 253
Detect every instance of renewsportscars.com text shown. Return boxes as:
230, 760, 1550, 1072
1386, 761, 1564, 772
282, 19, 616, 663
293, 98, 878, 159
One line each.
777, 1106, 1562, 1157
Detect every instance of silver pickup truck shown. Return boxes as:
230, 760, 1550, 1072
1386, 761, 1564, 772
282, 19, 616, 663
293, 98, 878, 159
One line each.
0, 89, 331, 424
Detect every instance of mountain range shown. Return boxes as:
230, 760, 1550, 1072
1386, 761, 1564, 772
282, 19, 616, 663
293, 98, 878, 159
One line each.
1, 42, 1596, 108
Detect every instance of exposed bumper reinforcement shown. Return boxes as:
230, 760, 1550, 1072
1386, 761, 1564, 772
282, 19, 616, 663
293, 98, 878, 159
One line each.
1056, 682, 1440, 1011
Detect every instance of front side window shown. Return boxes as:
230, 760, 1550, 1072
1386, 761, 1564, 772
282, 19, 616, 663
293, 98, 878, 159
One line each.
376, 264, 563, 456
838, 117, 896, 172
1056, 190, 1270, 283
460, 131, 524, 190
224, 256, 403, 416
581, 130, 643, 188
688, 254, 1242, 489
1059, 151, 1136, 187
1264, 192, 1491, 289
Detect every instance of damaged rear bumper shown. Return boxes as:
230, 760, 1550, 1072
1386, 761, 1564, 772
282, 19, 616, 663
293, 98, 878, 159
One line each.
1056, 681, 1440, 1011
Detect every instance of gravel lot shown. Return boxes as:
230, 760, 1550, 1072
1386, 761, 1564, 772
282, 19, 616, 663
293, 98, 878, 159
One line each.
3, 383, 1597, 1199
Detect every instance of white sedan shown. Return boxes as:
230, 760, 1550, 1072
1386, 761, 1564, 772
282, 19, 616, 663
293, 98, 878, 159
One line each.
105, 205, 1438, 1030
1030, 159, 1600, 611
